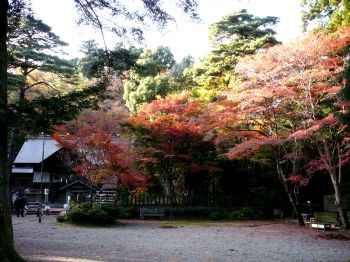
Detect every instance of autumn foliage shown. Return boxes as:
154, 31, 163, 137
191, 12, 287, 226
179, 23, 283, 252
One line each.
202, 27, 350, 228
54, 118, 147, 196
50, 27, 350, 228
201, 28, 350, 159
128, 92, 220, 199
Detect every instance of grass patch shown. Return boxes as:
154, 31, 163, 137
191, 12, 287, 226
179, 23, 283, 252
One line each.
160, 219, 218, 227
159, 224, 179, 228
157, 219, 278, 228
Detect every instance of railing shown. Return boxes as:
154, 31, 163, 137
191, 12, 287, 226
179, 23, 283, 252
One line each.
23, 189, 52, 203
18, 189, 252, 208
115, 193, 249, 207
24, 189, 45, 195
93, 192, 116, 204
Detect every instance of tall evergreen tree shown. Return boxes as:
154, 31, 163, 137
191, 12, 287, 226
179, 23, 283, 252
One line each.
301, 0, 350, 31
0, 0, 26, 261
191, 9, 279, 90
123, 46, 176, 112
7, 13, 79, 164
79, 40, 142, 80
171, 55, 195, 77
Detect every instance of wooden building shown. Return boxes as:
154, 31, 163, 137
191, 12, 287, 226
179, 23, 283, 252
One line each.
11, 135, 69, 203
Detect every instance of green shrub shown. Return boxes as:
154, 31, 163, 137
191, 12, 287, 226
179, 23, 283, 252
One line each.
228, 207, 262, 220
100, 205, 132, 219
117, 206, 132, 218
63, 203, 134, 225
86, 207, 111, 224
66, 204, 113, 225
100, 205, 118, 216
208, 209, 228, 220
56, 212, 68, 223
66, 204, 89, 223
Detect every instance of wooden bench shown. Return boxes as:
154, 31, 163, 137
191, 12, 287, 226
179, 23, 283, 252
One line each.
25, 202, 42, 215
25, 202, 52, 216
140, 207, 165, 219
308, 212, 339, 230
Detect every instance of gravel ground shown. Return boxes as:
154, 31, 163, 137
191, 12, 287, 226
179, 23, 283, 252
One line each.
13, 215, 350, 262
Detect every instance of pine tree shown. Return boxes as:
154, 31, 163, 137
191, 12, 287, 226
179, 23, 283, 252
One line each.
301, 0, 350, 31
7, 13, 79, 164
191, 9, 279, 90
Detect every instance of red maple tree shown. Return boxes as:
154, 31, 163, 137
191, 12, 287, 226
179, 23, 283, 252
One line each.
204, 27, 350, 228
129, 92, 220, 204
54, 123, 147, 206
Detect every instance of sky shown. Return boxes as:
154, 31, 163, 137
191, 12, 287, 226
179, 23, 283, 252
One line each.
31, 0, 303, 61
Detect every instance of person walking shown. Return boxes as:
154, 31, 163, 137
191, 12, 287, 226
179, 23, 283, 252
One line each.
36, 204, 43, 223
14, 192, 26, 217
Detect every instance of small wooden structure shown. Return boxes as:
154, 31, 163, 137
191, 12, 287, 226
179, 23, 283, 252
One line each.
59, 180, 94, 203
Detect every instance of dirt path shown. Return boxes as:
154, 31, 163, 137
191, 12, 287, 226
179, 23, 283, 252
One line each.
13, 215, 350, 262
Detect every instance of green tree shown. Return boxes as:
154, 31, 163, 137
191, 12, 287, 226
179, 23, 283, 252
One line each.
191, 9, 279, 90
79, 41, 143, 113
79, 40, 142, 80
80, 47, 195, 114
7, 13, 78, 164
123, 46, 176, 112
135, 46, 176, 77
171, 55, 195, 77
0, 1, 24, 261
301, 0, 350, 31
169, 55, 197, 93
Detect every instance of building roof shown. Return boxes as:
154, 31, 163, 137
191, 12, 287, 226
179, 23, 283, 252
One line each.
14, 136, 61, 164
59, 180, 95, 191
12, 167, 34, 173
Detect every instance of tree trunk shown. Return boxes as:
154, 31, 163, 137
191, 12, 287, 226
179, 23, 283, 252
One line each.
276, 162, 305, 226
89, 181, 93, 208
8, 126, 22, 167
318, 135, 349, 230
329, 171, 349, 229
0, 1, 25, 260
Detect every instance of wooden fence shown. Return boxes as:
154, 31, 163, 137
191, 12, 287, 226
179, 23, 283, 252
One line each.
19, 189, 253, 208
104, 192, 250, 207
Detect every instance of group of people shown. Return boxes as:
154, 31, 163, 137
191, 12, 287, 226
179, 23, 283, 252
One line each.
13, 191, 50, 222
